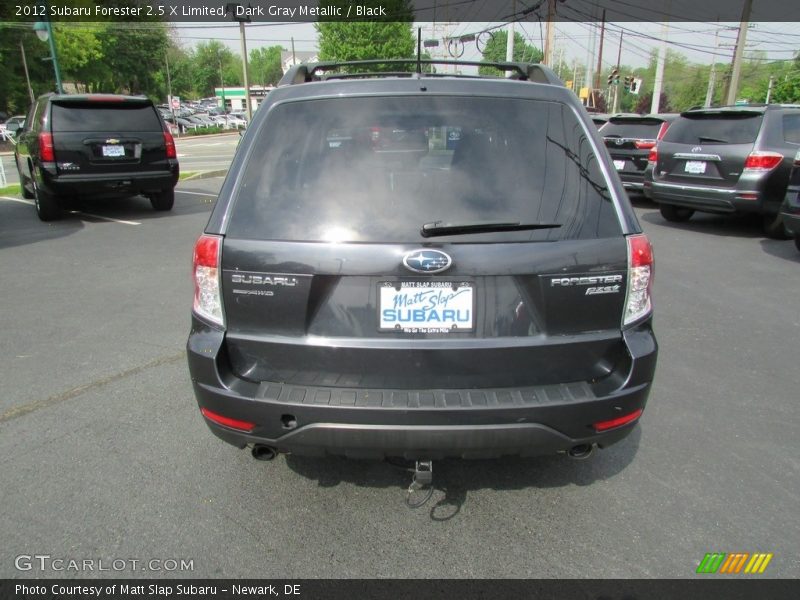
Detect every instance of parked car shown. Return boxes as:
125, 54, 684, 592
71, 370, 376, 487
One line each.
779, 149, 800, 252
187, 59, 657, 465
591, 113, 610, 128
15, 93, 179, 221
644, 104, 800, 238
600, 113, 677, 195
3, 115, 26, 135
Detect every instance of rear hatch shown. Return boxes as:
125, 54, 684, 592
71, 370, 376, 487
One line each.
219, 94, 632, 390
50, 97, 168, 176
601, 115, 666, 178
656, 109, 764, 187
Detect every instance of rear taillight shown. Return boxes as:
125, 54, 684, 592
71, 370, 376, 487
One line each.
634, 139, 656, 150
656, 121, 671, 141
193, 234, 224, 327
647, 147, 657, 164
743, 151, 783, 172
594, 408, 644, 432
164, 131, 177, 159
200, 408, 255, 433
623, 234, 654, 326
39, 132, 55, 162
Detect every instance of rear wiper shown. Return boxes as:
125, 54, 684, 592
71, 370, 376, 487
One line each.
420, 221, 561, 238
697, 136, 727, 144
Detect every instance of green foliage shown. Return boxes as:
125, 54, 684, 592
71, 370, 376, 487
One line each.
250, 46, 285, 87
478, 31, 543, 76
315, 0, 415, 71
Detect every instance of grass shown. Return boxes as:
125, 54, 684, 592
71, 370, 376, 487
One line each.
0, 183, 21, 196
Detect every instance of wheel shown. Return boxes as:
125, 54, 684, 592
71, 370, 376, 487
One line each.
19, 172, 35, 199
33, 180, 62, 221
150, 188, 174, 211
761, 213, 791, 240
659, 204, 694, 222
794, 234, 800, 252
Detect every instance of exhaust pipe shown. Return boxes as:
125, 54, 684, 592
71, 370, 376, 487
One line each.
567, 444, 595, 460
251, 444, 277, 461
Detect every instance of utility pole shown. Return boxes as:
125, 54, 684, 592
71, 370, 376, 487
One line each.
612, 31, 623, 113
584, 1, 598, 107
726, 0, 753, 105
543, 0, 556, 66
165, 51, 177, 135
20, 40, 34, 103
766, 75, 775, 103
291, 37, 296, 65
704, 28, 719, 107
506, 0, 516, 69
238, 20, 252, 120
595, 9, 606, 90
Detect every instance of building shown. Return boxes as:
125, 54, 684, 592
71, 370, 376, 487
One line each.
213, 85, 275, 112
281, 51, 319, 73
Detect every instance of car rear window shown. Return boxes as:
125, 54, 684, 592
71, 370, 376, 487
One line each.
228, 96, 621, 243
663, 112, 763, 145
600, 119, 663, 139
51, 103, 162, 132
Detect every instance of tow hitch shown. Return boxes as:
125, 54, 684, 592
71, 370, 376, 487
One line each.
406, 460, 434, 508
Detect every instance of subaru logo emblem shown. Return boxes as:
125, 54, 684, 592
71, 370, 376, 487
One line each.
402, 249, 452, 274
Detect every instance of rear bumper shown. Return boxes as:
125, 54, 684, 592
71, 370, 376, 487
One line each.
37, 162, 179, 198
649, 180, 766, 214
187, 320, 658, 459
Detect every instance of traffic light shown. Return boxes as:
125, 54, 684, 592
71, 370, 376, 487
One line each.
624, 75, 634, 91
607, 68, 619, 86
630, 78, 641, 95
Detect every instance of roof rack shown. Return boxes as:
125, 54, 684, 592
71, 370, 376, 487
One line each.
278, 59, 564, 87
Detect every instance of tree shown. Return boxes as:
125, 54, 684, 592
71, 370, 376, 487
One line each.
479, 30, 543, 76
315, 0, 415, 70
192, 41, 240, 98
250, 46, 284, 87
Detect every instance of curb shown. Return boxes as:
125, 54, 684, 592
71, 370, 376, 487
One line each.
181, 169, 228, 181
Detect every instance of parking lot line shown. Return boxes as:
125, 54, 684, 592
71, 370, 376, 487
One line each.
1, 196, 141, 225
176, 190, 217, 197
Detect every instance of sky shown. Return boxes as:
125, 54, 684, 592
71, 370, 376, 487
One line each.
173, 19, 800, 74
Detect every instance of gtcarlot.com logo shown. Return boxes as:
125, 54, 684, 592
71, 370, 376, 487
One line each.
15, 554, 194, 573
696, 552, 773, 574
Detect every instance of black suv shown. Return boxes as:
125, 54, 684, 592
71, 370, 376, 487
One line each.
780, 149, 800, 252
187, 60, 658, 462
600, 113, 676, 195
644, 104, 800, 238
15, 94, 179, 221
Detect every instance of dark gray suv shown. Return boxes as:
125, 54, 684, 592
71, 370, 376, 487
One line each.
187, 60, 657, 464
644, 104, 800, 238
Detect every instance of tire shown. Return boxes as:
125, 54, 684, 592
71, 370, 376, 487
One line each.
33, 181, 61, 221
659, 204, 694, 222
150, 188, 175, 211
20, 173, 35, 199
761, 213, 791, 240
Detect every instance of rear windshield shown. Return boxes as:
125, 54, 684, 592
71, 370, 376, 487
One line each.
228, 96, 621, 243
663, 113, 763, 145
600, 119, 663, 139
51, 103, 162, 132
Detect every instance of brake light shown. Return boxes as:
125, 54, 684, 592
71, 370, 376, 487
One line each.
594, 408, 643, 432
634, 139, 656, 150
193, 234, 224, 326
647, 147, 657, 164
743, 151, 783, 172
39, 132, 55, 162
656, 121, 671, 140
86, 95, 126, 102
623, 234, 654, 326
200, 408, 255, 433
164, 130, 176, 159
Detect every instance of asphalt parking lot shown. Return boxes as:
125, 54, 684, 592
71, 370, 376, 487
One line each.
0, 180, 798, 579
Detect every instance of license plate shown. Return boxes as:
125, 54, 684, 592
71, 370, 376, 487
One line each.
613, 160, 625, 171
684, 160, 706, 174
379, 281, 474, 332
102, 145, 125, 157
